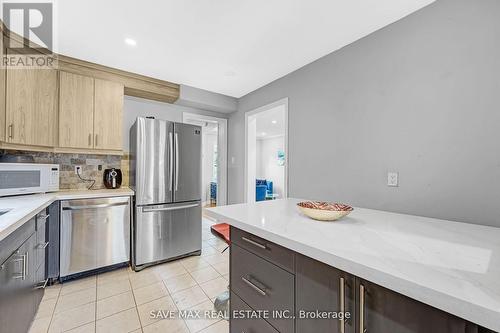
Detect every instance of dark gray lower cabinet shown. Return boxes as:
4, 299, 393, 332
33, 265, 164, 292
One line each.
356, 279, 478, 333
0, 220, 36, 333
230, 227, 494, 333
230, 291, 279, 333
46, 201, 60, 281
296, 254, 355, 333
0, 211, 49, 333
34, 208, 50, 306
231, 244, 294, 333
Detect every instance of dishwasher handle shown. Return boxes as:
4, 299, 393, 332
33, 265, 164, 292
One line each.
62, 202, 129, 211
142, 203, 199, 213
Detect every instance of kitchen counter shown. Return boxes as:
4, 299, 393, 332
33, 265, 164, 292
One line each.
0, 188, 134, 242
206, 198, 500, 332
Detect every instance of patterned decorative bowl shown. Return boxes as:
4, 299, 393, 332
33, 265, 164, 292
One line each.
297, 201, 353, 221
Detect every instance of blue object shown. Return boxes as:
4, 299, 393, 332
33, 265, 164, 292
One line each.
210, 182, 217, 204
255, 179, 274, 201
256, 185, 267, 201
266, 181, 273, 196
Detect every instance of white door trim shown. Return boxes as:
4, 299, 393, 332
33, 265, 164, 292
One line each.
183, 112, 228, 206
244, 98, 289, 203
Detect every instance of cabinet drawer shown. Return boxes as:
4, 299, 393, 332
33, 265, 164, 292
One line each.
0, 218, 35, 264
231, 227, 294, 272
230, 291, 279, 333
231, 244, 294, 333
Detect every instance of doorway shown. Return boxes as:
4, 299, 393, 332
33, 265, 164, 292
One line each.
183, 113, 228, 207
245, 98, 288, 203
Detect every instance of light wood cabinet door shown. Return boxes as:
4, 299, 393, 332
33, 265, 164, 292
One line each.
94, 78, 124, 150
59, 71, 94, 149
5, 69, 58, 146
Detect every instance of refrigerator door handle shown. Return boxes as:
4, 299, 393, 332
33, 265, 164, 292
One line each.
169, 132, 174, 192
142, 203, 199, 213
175, 132, 179, 191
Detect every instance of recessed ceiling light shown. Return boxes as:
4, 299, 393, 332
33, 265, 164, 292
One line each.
261, 132, 267, 136
124, 38, 137, 46
271, 120, 277, 124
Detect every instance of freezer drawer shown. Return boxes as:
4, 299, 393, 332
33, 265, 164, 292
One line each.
134, 201, 201, 267
60, 197, 130, 277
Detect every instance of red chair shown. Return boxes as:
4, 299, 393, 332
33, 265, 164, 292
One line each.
211, 223, 231, 317
210, 223, 230, 252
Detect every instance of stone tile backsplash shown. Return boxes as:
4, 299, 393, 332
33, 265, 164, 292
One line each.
2, 150, 122, 190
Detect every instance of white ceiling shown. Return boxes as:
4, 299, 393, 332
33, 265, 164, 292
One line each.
55, 0, 434, 98
256, 105, 286, 139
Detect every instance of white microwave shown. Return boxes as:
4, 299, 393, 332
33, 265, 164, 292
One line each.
0, 163, 60, 197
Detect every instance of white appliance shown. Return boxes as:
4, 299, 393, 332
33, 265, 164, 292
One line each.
0, 163, 59, 197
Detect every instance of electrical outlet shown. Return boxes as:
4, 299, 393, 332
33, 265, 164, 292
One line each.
74, 165, 82, 175
387, 172, 399, 187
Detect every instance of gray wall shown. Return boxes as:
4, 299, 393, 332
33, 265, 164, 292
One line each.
177, 84, 238, 114
123, 96, 228, 152
230, 0, 500, 227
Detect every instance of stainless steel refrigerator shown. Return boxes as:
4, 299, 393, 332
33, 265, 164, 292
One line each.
130, 117, 202, 271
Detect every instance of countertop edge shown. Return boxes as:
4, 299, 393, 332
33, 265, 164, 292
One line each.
204, 209, 500, 332
0, 197, 55, 243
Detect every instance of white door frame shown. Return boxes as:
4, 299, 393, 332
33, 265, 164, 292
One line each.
183, 112, 228, 206
244, 98, 289, 203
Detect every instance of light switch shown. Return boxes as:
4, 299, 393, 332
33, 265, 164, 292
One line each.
387, 172, 399, 187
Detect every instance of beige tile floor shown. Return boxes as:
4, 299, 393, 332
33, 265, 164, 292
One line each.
29, 217, 230, 333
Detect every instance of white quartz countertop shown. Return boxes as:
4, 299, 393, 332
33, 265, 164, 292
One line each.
0, 188, 134, 242
205, 198, 500, 331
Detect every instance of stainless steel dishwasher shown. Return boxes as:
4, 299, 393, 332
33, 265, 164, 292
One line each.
60, 196, 130, 278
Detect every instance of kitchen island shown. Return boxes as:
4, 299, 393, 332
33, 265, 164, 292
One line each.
206, 198, 500, 333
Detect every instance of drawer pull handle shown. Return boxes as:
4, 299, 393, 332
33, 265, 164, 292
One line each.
241, 236, 267, 250
35, 278, 49, 290
13, 253, 28, 280
11, 254, 25, 280
38, 241, 49, 249
241, 276, 267, 296
359, 284, 366, 333
340, 277, 345, 333
8, 124, 13, 139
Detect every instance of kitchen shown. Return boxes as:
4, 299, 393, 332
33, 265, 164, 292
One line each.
1, 0, 500, 333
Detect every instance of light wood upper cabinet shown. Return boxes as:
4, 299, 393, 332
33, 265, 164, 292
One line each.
58, 71, 95, 149
94, 79, 124, 150
58, 71, 124, 152
5, 69, 58, 147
